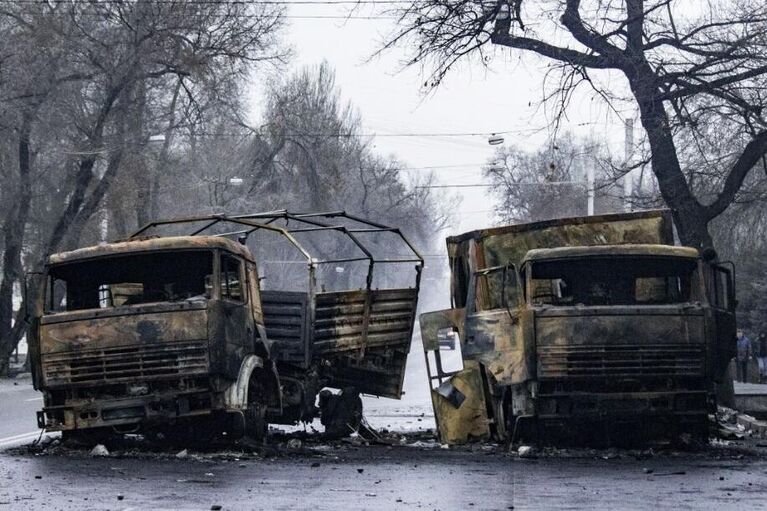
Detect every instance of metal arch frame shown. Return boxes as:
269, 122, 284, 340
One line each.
130, 210, 425, 294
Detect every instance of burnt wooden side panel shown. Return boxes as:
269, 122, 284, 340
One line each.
366, 288, 418, 349
313, 289, 418, 353
322, 288, 419, 398
312, 290, 367, 353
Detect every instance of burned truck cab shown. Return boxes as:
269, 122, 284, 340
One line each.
31, 236, 276, 437
31, 210, 423, 441
515, 245, 731, 440
420, 211, 737, 445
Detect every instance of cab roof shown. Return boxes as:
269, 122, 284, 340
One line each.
47, 236, 254, 266
521, 244, 699, 264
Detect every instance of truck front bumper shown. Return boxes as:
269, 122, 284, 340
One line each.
535, 389, 709, 420
38, 389, 219, 431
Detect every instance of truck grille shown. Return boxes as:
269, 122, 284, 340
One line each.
538, 343, 704, 380
42, 341, 209, 386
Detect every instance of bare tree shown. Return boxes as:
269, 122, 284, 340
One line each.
0, 0, 286, 375
386, 0, 767, 249
484, 134, 624, 222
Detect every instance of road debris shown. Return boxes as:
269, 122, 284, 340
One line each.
90, 444, 109, 457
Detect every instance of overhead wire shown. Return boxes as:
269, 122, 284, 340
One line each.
8, 0, 410, 4
150, 129, 516, 138
2, 0, 405, 19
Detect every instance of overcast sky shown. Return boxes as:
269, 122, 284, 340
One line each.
248, 2, 635, 236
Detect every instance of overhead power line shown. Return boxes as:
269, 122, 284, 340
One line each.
416, 181, 588, 188
10, 11, 399, 19
416, 184, 493, 188
9, 0, 410, 4
181, 129, 514, 138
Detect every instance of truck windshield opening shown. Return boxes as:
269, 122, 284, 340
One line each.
46, 250, 213, 312
529, 256, 696, 306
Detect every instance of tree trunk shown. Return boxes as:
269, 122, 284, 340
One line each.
628, 68, 713, 249
66, 147, 125, 248
0, 115, 33, 376
150, 78, 182, 221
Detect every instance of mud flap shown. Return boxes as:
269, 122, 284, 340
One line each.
430, 361, 490, 444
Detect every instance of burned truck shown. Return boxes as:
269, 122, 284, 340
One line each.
420, 211, 737, 445
29, 211, 422, 440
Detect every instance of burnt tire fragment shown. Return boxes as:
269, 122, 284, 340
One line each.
319, 387, 362, 439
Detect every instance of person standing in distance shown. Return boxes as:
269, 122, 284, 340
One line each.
736, 329, 752, 382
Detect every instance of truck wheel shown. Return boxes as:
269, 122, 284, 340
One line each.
245, 373, 268, 441
244, 403, 267, 441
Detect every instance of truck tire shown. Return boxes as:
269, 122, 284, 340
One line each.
244, 403, 267, 441
245, 372, 269, 441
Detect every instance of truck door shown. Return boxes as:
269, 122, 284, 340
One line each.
709, 263, 737, 381
219, 253, 254, 374
420, 264, 522, 444
421, 306, 490, 444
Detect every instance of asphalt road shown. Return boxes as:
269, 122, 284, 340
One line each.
5, 344, 767, 510
0, 375, 45, 448
3, 440, 767, 510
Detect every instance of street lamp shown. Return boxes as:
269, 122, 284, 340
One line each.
488, 134, 505, 146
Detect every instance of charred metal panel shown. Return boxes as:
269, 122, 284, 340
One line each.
312, 290, 368, 353
447, 211, 673, 307
420, 308, 466, 351
42, 340, 209, 387
535, 308, 706, 381
206, 300, 251, 381
49, 235, 254, 265
325, 346, 409, 398
322, 289, 418, 398
365, 289, 418, 349
481, 216, 672, 268
40, 308, 210, 389
463, 308, 535, 386
40, 308, 207, 355
261, 291, 310, 367
430, 361, 491, 444
313, 289, 417, 353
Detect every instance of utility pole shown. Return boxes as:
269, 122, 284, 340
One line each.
100, 208, 108, 244
587, 165, 595, 216
623, 117, 634, 212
